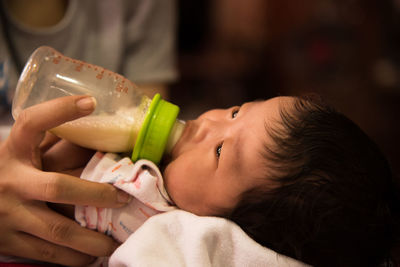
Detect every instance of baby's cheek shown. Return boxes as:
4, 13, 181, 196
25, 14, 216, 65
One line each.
162, 165, 174, 193
163, 164, 184, 201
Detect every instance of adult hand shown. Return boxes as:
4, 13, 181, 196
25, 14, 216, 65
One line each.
0, 96, 131, 266
41, 132, 96, 178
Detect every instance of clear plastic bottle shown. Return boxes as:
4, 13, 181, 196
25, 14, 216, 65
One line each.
12, 46, 185, 164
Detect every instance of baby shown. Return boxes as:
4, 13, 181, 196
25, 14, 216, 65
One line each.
77, 95, 399, 267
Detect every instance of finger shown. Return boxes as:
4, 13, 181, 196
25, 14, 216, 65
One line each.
61, 167, 86, 177
47, 202, 75, 219
16, 203, 119, 258
10, 95, 96, 156
39, 131, 61, 153
7, 232, 96, 267
42, 139, 94, 172
17, 169, 131, 208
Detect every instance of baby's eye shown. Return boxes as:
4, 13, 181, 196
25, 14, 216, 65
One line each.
232, 109, 239, 118
216, 143, 223, 159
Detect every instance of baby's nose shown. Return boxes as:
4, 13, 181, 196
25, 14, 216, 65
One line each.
192, 118, 220, 143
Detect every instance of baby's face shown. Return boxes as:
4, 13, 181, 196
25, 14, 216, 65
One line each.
163, 97, 293, 216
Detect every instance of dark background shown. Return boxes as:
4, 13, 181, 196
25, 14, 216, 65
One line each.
172, 0, 400, 191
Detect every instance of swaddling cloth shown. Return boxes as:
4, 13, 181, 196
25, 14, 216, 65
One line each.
75, 152, 176, 243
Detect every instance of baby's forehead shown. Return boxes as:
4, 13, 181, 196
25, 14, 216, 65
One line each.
256, 96, 296, 111
255, 97, 296, 126
232, 98, 294, 178
255, 97, 297, 156
269, 96, 297, 108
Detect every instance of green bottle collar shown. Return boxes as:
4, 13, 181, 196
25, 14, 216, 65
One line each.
131, 93, 180, 164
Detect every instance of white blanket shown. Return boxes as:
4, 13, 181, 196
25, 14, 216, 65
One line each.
109, 210, 309, 267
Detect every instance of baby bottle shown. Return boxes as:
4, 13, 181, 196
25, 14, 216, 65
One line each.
12, 46, 185, 164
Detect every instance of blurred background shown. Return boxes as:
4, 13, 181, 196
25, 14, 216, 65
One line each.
172, 0, 400, 186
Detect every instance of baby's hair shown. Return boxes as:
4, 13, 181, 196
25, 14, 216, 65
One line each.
229, 96, 400, 266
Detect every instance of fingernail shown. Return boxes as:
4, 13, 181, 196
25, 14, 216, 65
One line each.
76, 96, 96, 111
117, 190, 132, 204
